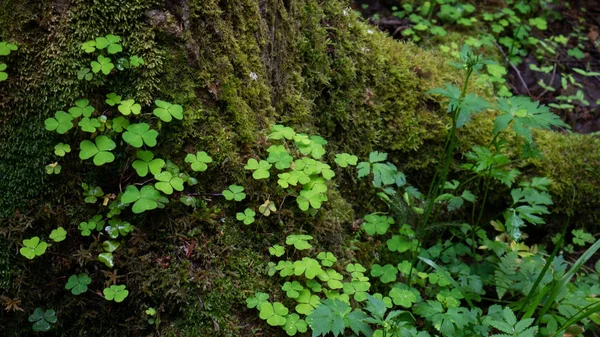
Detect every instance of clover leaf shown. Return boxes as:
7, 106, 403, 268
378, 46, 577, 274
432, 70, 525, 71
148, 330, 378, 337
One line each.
389, 288, 417, 308
258, 200, 277, 216
77, 67, 93, 81
132, 150, 165, 177
121, 185, 161, 213
154, 171, 184, 195
268, 244, 285, 257
277, 172, 299, 188
82, 184, 104, 203
45, 162, 62, 174
130, 55, 144, 67
295, 289, 321, 315
296, 188, 326, 211
28, 308, 57, 332
81, 40, 96, 53
244, 158, 272, 179
293, 257, 323, 279
45, 111, 74, 134
91, 55, 114, 75
236, 208, 256, 225
103, 284, 129, 302
317, 252, 337, 267
102, 240, 120, 252
122, 123, 158, 148
105, 92, 122, 106
267, 145, 294, 169
0, 41, 17, 56
95, 34, 122, 54
98, 252, 114, 268
0, 63, 7, 81
65, 273, 92, 295
153, 100, 184, 122
118, 99, 141, 115
78, 215, 104, 236
259, 302, 289, 326
269, 124, 296, 140
285, 234, 313, 250
247, 292, 269, 309
19, 237, 48, 259
296, 135, 327, 159
54, 143, 71, 157
371, 264, 398, 284
334, 153, 359, 167
78, 117, 102, 133
79, 136, 116, 165
223, 184, 246, 201
362, 214, 394, 235
185, 151, 213, 172
68, 99, 95, 118
284, 313, 308, 336
386, 235, 414, 253
105, 218, 132, 239
49, 227, 67, 242
319, 269, 344, 289
282, 281, 304, 298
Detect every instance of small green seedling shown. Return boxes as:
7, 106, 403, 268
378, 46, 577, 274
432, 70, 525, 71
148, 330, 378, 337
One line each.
259, 200, 277, 216
105, 92, 122, 106
185, 151, 213, 172
82, 184, 104, 203
103, 284, 129, 302
45, 162, 62, 174
236, 208, 256, 225
65, 273, 92, 295
269, 245, 285, 257
78, 215, 104, 236
146, 307, 157, 324
28, 308, 57, 332
68, 99, 95, 118
49, 227, 67, 242
19, 237, 48, 259
223, 185, 246, 201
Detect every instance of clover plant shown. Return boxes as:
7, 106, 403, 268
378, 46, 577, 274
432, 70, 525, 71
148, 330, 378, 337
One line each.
54, 143, 71, 157
118, 99, 141, 116
19, 237, 48, 259
121, 185, 161, 213
103, 284, 129, 302
45, 162, 62, 175
49, 227, 67, 242
122, 123, 158, 148
236, 208, 256, 225
79, 136, 116, 165
154, 171, 184, 195
28, 308, 56, 332
65, 273, 92, 295
222, 184, 246, 201
153, 100, 183, 122
45, 111, 74, 134
185, 151, 212, 172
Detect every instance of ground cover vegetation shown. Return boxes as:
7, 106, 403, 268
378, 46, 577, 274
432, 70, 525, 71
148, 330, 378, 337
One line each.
0, 0, 599, 336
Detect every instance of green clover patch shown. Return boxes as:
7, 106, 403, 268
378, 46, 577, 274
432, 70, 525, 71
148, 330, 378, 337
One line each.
28, 308, 56, 332
132, 150, 165, 177
49, 227, 67, 242
244, 158, 272, 179
54, 143, 71, 156
236, 208, 256, 225
259, 302, 289, 326
91, 55, 114, 75
118, 99, 141, 116
95, 34, 122, 54
68, 99, 95, 118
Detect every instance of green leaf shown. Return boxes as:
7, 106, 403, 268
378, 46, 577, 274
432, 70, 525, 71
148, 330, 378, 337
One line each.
293, 257, 323, 279
19, 237, 48, 260
362, 214, 394, 235
222, 184, 246, 201
118, 99, 142, 116
77, 67, 93, 81
369, 151, 387, 163
282, 281, 304, 298
132, 150, 165, 177
295, 134, 327, 159
78, 215, 104, 236
102, 240, 120, 252
357, 161, 370, 178
103, 284, 129, 302
317, 252, 337, 267
54, 143, 71, 157
49, 227, 67, 242
122, 123, 159, 148
371, 264, 398, 283
269, 244, 285, 257
269, 124, 296, 140
45, 162, 62, 175
386, 235, 412, 253
389, 288, 417, 308
29, 308, 56, 332
79, 136, 116, 165
95, 34, 122, 54
306, 299, 348, 337
105, 218, 132, 239
121, 185, 162, 213
285, 234, 313, 250
130, 55, 144, 67
0, 63, 8, 81
110, 116, 129, 132
153, 100, 184, 122
258, 200, 277, 216
105, 92, 122, 106
45, 111, 74, 134
68, 99, 95, 118
236, 208, 256, 225
98, 252, 114, 268
0, 41, 18, 55
154, 171, 184, 195
334, 153, 358, 167
259, 302, 289, 326
244, 158, 272, 179
247, 292, 269, 309
78, 117, 102, 133
65, 273, 92, 295
185, 151, 213, 172
267, 145, 294, 169
295, 289, 321, 315
91, 55, 114, 75
284, 313, 308, 336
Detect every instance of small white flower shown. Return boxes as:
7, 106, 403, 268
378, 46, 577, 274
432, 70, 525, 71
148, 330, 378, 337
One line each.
367, 29, 374, 35
249, 72, 258, 81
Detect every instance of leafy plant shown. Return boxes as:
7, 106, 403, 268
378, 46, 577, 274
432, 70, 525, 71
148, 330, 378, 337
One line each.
185, 151, 213, 172
45, 111, 74, 134
122, 123, 159, 148
236, 208, 256, 225
222, 184, 246, 201
121, 185, 162, 214
49, 227, 67, 242
153, 100, 183, 122
19, 237, 48, 260
28, 308, 57, 332
103, 284, 129, 302
79, 136, 116, 166
65, 273, 92, 295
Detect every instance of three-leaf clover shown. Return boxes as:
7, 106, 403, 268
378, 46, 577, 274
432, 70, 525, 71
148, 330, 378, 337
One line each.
132, 150, 165, 177
91, 55, 115, 75
236, 208, 256, 225
28, 308, 57, 332
79, 136, 116, 165
285, 234, 313, 250
68, 99, 95, 118
49, 227, 67, 242
78, 117, 102, 133
105, 218, 132, 239
81, 40, 96, 53
282, 281, 304, 298
82, 184, 104, 203
54, 143, 71, 156
45, 162, 62, 174
111, 116, 130, 132
371, 264, 398, 284
362, 214, 394, 235
247, 292, 269, 309
154, 171, 184, 195
317, 252, 337, 267
121, 185, 162, 213
222, 185, 246, 201
122, 123, 159, 148
19, 237, 48, 259
0, 63, 8, 81
45, 111, 74, 134
389, 288, 417, 308
130, 55, 144, 67
267, 145, 294, 169
244, 158, 272, 179
185, 151, 213, 172
258, 200, 277, 216
334, 153, 358, 167
77, 67, 93, 81
78, 215, 104, 236
284, 313, 308, 336
118, 99, 141, 115
153, 100, 183, 122
259, 302, 289, 326
95, 34, 122, 54
269, 124, 296, 140
105, 92, 122, 106
295, 289, 321, 315
103, 284, 129, 302
65, 273, 92, 295
0, 41, 18, 55
293, 258, 323, 279
269, 244, 285, 257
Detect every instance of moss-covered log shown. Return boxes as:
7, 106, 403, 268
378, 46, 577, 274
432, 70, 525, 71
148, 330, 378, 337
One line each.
0, 0, 599, 336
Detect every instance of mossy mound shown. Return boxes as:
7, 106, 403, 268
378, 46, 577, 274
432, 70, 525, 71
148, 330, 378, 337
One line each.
1, 0, 599, 336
